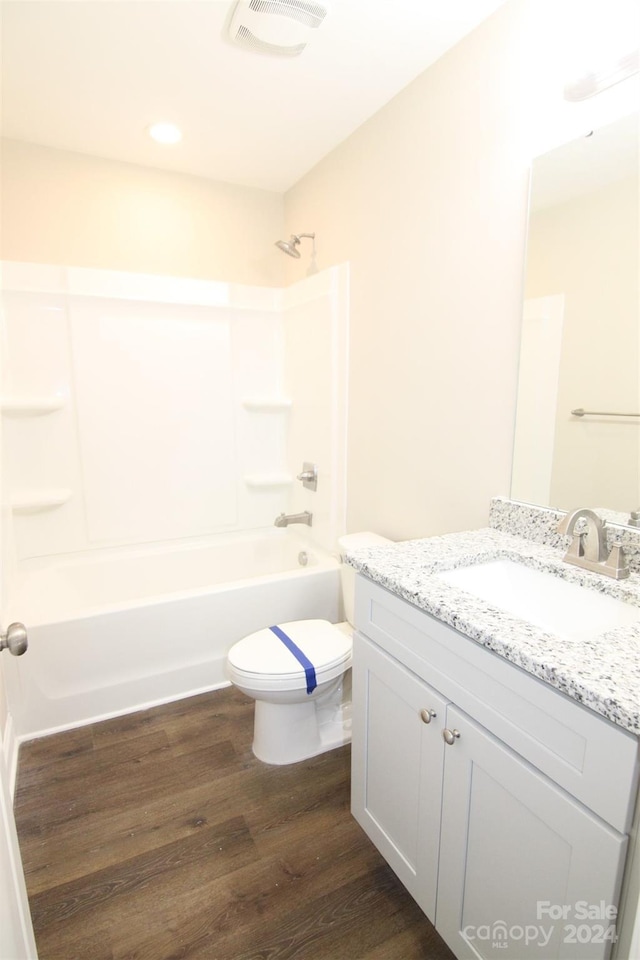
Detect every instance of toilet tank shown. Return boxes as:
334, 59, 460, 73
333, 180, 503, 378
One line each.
337, 532, 392, 626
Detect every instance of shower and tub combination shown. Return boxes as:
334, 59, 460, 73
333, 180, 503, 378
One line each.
0, 257, 349, 755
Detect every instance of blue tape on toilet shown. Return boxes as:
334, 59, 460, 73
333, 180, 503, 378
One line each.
269, 625, 317, 694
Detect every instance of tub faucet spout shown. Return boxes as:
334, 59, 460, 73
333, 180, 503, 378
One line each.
274, 511, 313, 527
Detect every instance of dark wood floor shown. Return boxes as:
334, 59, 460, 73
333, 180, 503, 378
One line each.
14, 686, 455, 960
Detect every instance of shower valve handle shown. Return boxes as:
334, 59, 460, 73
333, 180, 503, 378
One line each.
296, 462, 318, 491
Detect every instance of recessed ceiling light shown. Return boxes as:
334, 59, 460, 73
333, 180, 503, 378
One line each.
148, 122, 182, 145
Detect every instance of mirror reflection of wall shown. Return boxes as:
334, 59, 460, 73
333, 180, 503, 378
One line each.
511, 112, 639, 521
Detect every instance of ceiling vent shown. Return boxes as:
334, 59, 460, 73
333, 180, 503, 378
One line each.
228, 0, 328, 58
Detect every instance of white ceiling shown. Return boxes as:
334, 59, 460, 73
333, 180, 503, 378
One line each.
0, 0, 506, 192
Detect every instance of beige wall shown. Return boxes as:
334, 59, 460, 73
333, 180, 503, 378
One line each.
282, 0, 638, 540
525, 175, 639, 512
283, 3, 529, 539
1, 140, 285, 287
2, 1, 637, 542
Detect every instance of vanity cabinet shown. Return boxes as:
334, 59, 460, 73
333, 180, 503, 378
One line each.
351, 576, 639, 960
350, 636, 448, 920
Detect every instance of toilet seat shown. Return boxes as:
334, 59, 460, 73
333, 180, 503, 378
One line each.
227, 619, 352, 692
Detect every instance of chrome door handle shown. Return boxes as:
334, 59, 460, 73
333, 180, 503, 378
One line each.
0, 622, 28, 656
442, 728, 460, 745
420, 708, 437, 724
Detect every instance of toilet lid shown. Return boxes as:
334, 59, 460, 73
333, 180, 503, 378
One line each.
227, 619, 351, 679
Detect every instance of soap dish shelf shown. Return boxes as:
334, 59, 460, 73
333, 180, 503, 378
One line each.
1, 396, 66, 417
11, 489, 72, 514
242, 398, 292, 412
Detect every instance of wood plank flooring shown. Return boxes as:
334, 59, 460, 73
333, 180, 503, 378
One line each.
14, 686, 455, 960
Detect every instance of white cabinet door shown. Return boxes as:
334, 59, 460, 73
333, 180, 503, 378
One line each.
351, 633, 448, 921
436, 706, 627, 960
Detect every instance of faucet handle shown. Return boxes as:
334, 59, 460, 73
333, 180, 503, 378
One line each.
603, 543, 631, 580
296, 462, 318, 491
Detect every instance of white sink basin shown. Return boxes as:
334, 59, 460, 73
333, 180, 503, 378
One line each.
436, 559, 640, 640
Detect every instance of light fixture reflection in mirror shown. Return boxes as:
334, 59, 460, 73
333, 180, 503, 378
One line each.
560, 0, 640, 100
511, 112, 639, 525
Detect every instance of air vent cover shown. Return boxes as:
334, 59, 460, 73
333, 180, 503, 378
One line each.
228, 0, 328, 57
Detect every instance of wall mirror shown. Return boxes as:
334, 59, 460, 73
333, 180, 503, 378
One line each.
511, 111, 639, 524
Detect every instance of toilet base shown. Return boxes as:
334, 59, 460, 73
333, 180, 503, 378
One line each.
252, 673, 352, 765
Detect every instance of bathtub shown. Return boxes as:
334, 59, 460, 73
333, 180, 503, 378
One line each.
5, 532, 341, 740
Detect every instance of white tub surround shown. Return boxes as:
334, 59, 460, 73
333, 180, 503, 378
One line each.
346, 508, 640, 733
3, 534, 340, 740
1, 260, 349, 571
0, 261, 349, 743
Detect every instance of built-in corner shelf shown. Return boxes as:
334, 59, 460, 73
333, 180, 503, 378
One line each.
1, 396, 66, 417
244, 474, 293, 489
242, 397, 293, 413
11, 489, 72, 514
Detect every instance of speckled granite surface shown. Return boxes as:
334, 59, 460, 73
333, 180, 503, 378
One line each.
489, 497, 640, 573
346, 508, 640, 735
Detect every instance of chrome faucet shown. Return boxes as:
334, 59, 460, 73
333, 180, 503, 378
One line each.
557, 508, 629, 579
274, 511, 313, 527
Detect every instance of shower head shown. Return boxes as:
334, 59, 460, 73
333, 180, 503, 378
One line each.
275, 236, 301, 258
275, 232, 315, 258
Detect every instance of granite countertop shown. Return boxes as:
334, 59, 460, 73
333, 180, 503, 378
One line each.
346, 525, 640, 735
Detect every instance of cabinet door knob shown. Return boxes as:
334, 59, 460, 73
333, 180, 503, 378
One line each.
420, 708, 437, 724
442, 728, 460, 745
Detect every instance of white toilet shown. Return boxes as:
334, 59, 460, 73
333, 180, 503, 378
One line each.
226, 532, 389, 764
